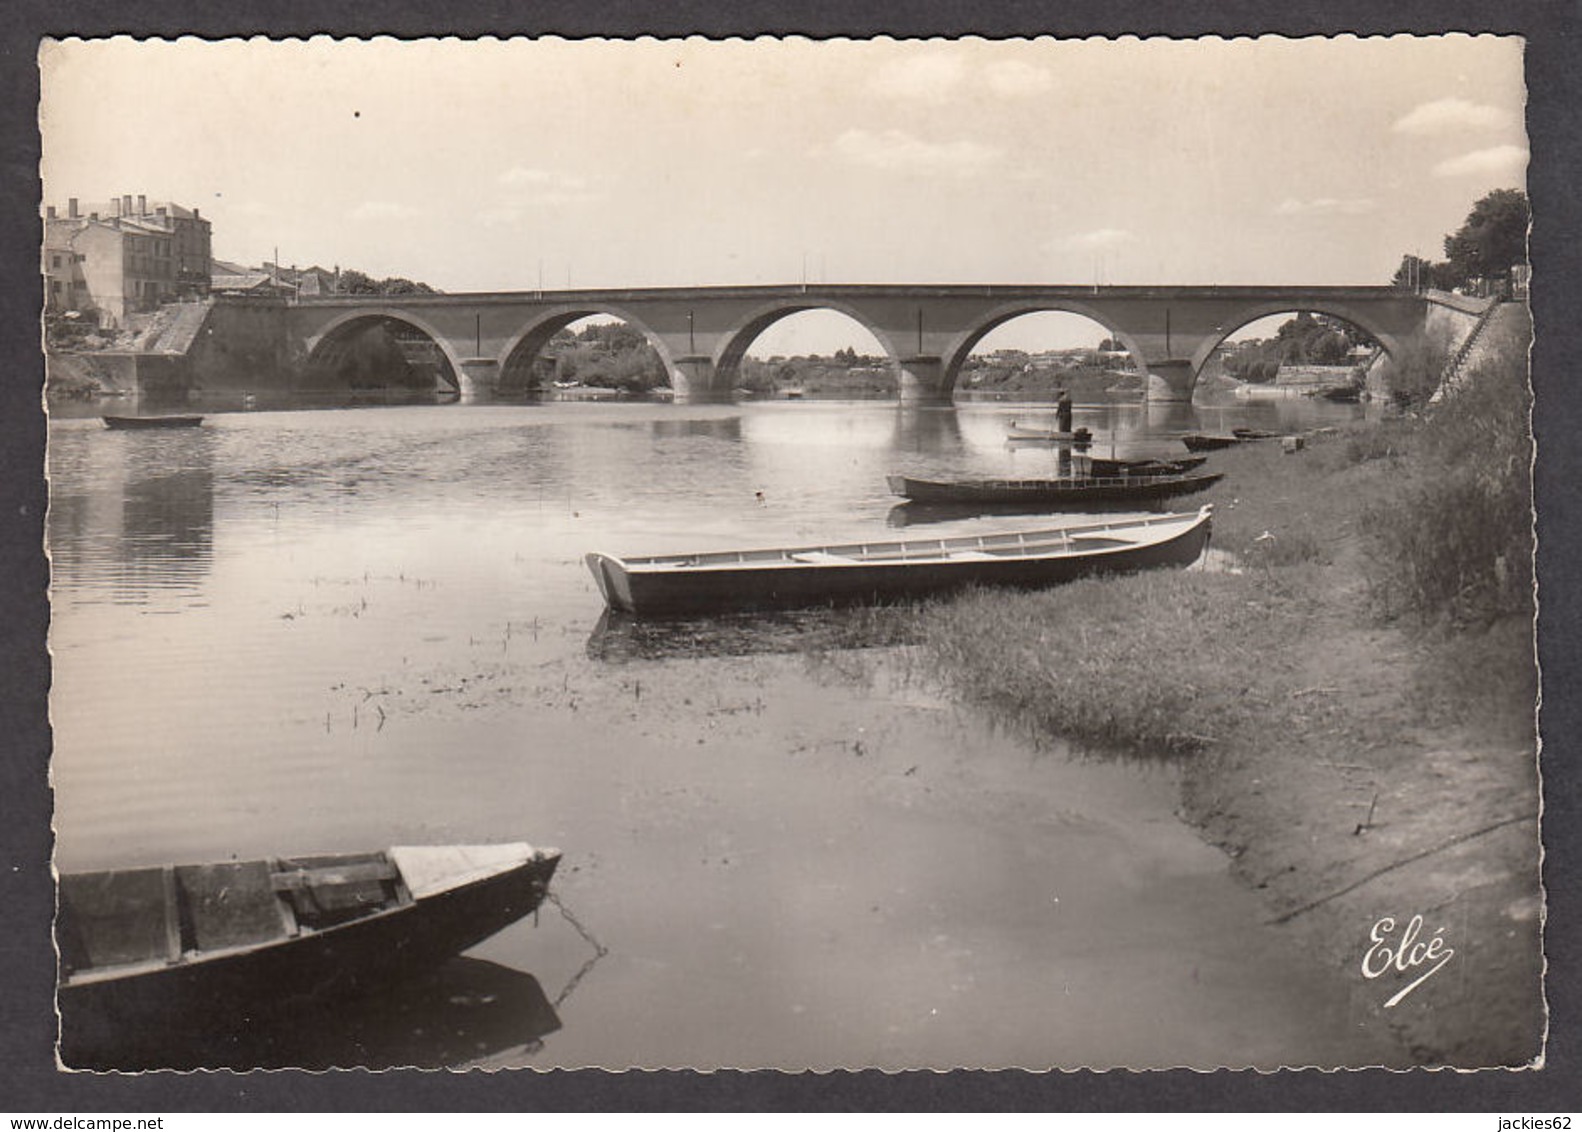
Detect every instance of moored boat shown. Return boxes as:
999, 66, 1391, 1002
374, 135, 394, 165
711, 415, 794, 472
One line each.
102, 414, 204, 430
1181, 433, 1241, 451
1315, 384, 1364, 402
58, 842, 560, 1056
585, 506, 1212, 617
885, 470, 1223, 506
1006, 422, 1093, 443
1082, 454, 1208, 477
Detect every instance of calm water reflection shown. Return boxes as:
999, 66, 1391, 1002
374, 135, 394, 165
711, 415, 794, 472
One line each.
62, 958, 564, 1072
46, 396, 1396, 1070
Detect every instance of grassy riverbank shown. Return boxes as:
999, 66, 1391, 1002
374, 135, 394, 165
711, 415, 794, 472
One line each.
913, 307, 1542, 1067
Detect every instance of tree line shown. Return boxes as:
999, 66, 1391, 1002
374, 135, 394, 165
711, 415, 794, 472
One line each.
1391, 188, 1528, 293
333, 269, 439, 296
1222, 313, 1374, 384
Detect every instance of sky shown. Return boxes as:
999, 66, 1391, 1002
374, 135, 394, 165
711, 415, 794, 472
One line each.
39, 35, 1528, 353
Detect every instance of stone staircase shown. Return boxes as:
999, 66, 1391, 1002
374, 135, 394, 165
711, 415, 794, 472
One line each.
1432, 300, 1520, 402
142, 299, 213, 355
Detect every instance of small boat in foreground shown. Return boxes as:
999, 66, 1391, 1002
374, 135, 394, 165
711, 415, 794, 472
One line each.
585, 507, 1212, 616
101, 414, 204, 430
886, 470, 1223, 507
58, 842, 560, 1051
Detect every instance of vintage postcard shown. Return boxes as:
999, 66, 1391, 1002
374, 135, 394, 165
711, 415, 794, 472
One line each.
27, 31, 1549, 1089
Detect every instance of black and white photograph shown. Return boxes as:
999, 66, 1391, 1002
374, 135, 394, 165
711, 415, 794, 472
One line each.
10, 18, 1576, 1104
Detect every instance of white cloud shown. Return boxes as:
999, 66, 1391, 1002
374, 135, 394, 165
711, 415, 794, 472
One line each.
1068, 228, 1137, 250
480, 205, 525, 228
985, 60, 1054, 97
831, 128, 1000, 176
869, 55, 1054, 102
495, 165, 602, 206
349, 200, 420, 222
500, 166, 581, 190
868, 54, 968, 102
1393, 97, 1511, 136
1432, 144, 1529, 178
1273, 197, 1378, 216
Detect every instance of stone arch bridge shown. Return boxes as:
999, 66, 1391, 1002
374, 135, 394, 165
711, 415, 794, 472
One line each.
284, 284, 1432, 403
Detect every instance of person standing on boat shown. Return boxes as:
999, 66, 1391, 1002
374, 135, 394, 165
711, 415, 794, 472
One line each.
1056, 387, 1073, 433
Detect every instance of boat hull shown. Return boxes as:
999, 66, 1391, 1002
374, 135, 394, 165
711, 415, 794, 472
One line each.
586, 509, 1212, 617
1006, 425, 1092, 443
886, 471, 1222, 506
1084, 455, 1207, 477
1181, 433, 1239, 451
102, 414, 204, 430
58, 847, 559, 1061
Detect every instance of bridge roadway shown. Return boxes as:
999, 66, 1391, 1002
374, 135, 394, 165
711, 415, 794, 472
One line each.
285, 284, 1431, 403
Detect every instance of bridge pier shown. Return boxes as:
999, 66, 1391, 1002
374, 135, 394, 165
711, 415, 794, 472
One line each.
897, 356, 952, 405
1143, 360, 1196, 402
669, 356, 734, 403
456, 358, 499, 402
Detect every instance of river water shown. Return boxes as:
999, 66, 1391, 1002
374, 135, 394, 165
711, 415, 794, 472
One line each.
46, 394, 1400, 1070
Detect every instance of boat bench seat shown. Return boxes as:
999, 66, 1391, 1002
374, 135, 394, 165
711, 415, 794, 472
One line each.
57, 867, 181, 973
791, 551, 855, 564
947, 550, 998, 561
272, 856, 404, 924
177, 860, 294, 950
270, 860, 401, 892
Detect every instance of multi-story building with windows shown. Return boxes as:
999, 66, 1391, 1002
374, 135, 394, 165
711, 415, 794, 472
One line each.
43, 194, 213, 328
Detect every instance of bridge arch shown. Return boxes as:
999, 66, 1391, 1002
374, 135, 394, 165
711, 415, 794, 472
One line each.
303, 308, 466, 394
1189, 300, 1403, 377
711, 299, 905, 392
496, 303, 678, 394
941, 300, 1148, 396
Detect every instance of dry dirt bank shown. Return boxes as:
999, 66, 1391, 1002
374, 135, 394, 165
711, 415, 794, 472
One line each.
1178, 437, 1543, 1068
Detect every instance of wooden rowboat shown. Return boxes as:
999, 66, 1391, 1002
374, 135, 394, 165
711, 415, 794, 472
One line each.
585, 506, 1212, 617
1080, 455, 1208, 477
102, 414, 204, 430
885, 470, 1223, 506
1181, 433, 1241, 451
1006, 422, 1093, 443
58, 842, 560, 1055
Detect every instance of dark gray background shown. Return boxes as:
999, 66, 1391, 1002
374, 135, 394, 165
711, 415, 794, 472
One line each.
3, 1, 1577, 1111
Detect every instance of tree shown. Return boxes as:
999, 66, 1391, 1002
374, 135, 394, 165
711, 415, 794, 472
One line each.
1442, 188, 1529, 285
1392, 254, 1451, 291
333, 268, 437, 295
378, 277, 435, 295
337, 269, 379, 295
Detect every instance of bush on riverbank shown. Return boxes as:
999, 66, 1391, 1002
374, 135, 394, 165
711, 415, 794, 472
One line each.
1360, 312, 1534, 628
